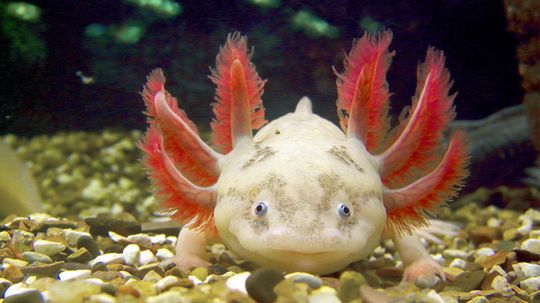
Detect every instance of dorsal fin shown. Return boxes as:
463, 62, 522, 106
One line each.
294, 96, 313, 117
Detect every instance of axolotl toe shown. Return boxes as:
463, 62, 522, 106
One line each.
140, 31, 469, 284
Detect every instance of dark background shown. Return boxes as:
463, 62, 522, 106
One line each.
0, 0, 523, 135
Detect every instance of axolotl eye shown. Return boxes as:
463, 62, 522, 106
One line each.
254, 201, 268, 216
337, 203, 352, 218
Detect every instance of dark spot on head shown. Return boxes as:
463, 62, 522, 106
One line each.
242, 144, 276, 169
328, 145, 364, 173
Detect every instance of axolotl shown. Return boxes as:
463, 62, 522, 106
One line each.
140, 31, 469, 285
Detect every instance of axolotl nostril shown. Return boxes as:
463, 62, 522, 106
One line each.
139, 30, 469, 285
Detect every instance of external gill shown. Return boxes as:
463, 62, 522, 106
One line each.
336, 30, 469, 234
140, 33, 265, 231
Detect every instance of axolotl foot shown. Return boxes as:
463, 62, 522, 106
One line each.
402, 257, 445, 288
394, 232, 446, 288
173, 226, 212, 272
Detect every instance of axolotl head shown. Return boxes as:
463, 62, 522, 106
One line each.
213, 100, 387, 275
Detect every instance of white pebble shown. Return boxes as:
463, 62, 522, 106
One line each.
156, 248, 174, 260
28, 213, 52, 223
474, 247, 495, 259
517, 218, 533, 235
108, 231, 127, 243
426, 289, 445, 303
64, 230, 92, 246
486, 218, 501, 228
156, 275, 181, 293
449, 258, 467, 269
520, 239, 540, 254
123, 244, 140, 266
3, 283, 36, 298
138, 250, 157, 266
226, 272, 251, 295
127, 234, 152, 248
188, 275, 202, 285
33, 239, 66, 256
150, 234, 167, 245
491, 275, 509, 292
512, 262, 540, 280
307, 286, 340, 303
522, 209, 540, 223
88, 293, 117, 303
89, 253, 123, 266
166, 236, 177, 246
520, 276, 540, 291
59, 269, 92, 281
489, 265, 507, 277
432, 254, 444, 264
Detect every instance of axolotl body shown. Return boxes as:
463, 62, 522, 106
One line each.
140, 31, 468, 285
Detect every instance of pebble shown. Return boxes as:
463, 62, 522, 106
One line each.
21, 252, 53, 264
513, 262, 540, 280
33, 240, 66, 256
449, 270, 486, 292
150, 234, 166, 245
4, 258, 29, 267
77, 235, 100, 258
0, 231, 12, 242
443, 249, 469, 259
59, 269, 92, 281
426, 289, 445, 303
521, 239, 540, 254
87, 293, 117, 303
308, 286, 340, 303
155, 248, 174, 260
521, 277, 540, 292
108, 231, 128, 243
337, 271, 366, 302
246, 268, 284, 303
64, 230, 91, 246
67, 248, 93, 263
138, 250, 157, 266
465, 296, 488, 303
3, 289, 44, 303
491, 275, 509, 291
517, 218, 533, 234
122, 244, 140, 266
449, 258, 467, 269
474, 247, 495, 259
155, 275, 181, 293
21, 261, 64, 277
3, 264, 24, 283
127, 234, 152, 248
4, 283, 36, 298
226, 271, 251, 295
89, 253, 123, 266
285, 272, 323, 289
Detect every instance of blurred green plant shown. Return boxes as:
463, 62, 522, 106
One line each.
248, 0, 281, 9
359, 16, 383, 34
291, 10, 339, 39
123, 0, 182, 18
0, 2, 46, 67
5, 2, 40, 23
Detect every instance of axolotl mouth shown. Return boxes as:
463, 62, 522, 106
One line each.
220, 225, 382, 275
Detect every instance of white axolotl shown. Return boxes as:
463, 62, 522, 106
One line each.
140, 31, 468, 286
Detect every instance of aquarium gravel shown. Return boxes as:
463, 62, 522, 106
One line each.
1, 130, 540, 302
